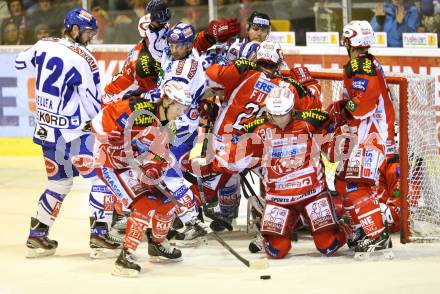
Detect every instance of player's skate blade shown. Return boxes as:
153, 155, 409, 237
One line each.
354, 249, 394, 260
354, 231, 393, 260
112, 248, 140, 277
26, 247, 56, 258
148, 240, 183, 263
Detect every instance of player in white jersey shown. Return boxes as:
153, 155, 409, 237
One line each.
15, 8, 121, 259
155, 22, 211, 246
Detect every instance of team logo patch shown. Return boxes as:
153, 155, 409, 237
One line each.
352, 77, 368, 92
44, 157, 59, 177
305, 197, 335, 232
71, 155, 95, 176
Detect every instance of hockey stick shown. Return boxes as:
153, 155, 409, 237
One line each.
210, 230, 269, 269
195, 123, 233, 231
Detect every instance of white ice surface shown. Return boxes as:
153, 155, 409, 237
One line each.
1, 157, 440, 294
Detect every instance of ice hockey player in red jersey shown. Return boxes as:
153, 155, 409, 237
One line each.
90, 80, 193, 277
326, 20, 396, 259
219, 86, 350, 259
203, 41, 321, 232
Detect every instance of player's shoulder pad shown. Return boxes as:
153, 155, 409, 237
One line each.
295, 109, 329, 128
233, 58, 257, 74
242, 117, 267, 133
345, 55, 377, 78
283, 77, 308, 98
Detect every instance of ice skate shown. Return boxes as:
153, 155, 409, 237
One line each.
111, 212, 128, 234
208, 207, 234, 232
148, 239, 183, 263
112, 248, 140, 277
172, 218, 208, 247
248, 233, 264, 253
354, 230, 394, 260
26, 217, 58, 258
89, 218, 123, 259
347, 227, 366, 249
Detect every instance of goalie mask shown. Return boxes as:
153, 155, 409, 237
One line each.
343, 20, 374, 49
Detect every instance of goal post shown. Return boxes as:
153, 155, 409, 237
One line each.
310, 69, 439, 243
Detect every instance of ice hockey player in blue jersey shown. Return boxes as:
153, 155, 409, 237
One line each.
15, 7, 121, 259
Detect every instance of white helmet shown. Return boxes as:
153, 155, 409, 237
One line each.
266, 86, 294, 116
256, 41, 283, 66
138, 14, 151, 38
343, 20, 374, 48
162, 80, 192, 106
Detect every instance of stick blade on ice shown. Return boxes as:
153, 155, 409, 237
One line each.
249, 259, 270, 270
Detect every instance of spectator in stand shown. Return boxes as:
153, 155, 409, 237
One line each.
313, 0, 339, 32
180, 0, 209, 32
370, 0, 420, 47
28, 0, 60, 37
2, 0, 28, 43
2, 20, 20, 44
418, 0, 440, 41
105, 0, 145, 43
32, 23, 49, 41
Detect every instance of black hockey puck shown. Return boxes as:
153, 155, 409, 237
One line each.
260, 275, 271, 280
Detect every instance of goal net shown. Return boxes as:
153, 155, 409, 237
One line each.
311, 69, 440, 243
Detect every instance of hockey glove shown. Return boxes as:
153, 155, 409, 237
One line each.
326, 100, 353, 127
208, 18, 240, 43
289, 66, 318, 86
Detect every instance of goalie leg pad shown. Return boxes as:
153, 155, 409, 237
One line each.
313, 227, 348, 256
345, 146, 385, 186
261, 202, 295, 238
262, 234, 291, 259
380, 202, 400, 233
303, 193, 338, 234
346, 188, 385, 238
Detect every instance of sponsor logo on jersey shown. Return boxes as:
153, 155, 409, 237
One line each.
188, 59, 198, 80
36, 125, 48, 140
44, 156, 59, 177
271, 144, 306, 158
37, 110, 69, 128
300, 110, 328, 121
275, 176, 312, 190
271, 137, 289, 146
117, 113, 129, 128
71, 116, 80, 127
67, 45, 98, 71
346, 182, 358, 192
265, 185, 322, 204
352, 77, 368, 92
254, 79, 277, 94
346, 99, 357, 112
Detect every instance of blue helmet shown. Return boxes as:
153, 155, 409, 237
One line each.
146, 0, 171, 24
166, 23, 195, 45
64, 8, 98, 33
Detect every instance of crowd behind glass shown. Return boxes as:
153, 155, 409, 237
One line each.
0, 0, 438, 47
